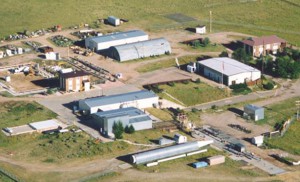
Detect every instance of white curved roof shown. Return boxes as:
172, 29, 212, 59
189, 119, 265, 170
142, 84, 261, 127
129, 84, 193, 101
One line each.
110, 38, 171, 62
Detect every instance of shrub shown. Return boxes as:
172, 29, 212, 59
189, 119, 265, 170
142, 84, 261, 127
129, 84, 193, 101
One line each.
191, 108, 198, 113
182, 80, 189, 84
219, 51, 229, 57
263, 82, 274, 90
167, 82, 175, 87
211, 105, 217, 110
195, 78, 201, 84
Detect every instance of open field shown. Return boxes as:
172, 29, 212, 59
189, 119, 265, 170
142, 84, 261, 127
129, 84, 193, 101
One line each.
257, 97, 300, 126
265, 121, 300, 155
0, 72, 57, 92
0, 101, 139, 163
158, 81, 228, 106
136, 55, 201, 73
0, 1, 300, 45
146, 108, 174, 121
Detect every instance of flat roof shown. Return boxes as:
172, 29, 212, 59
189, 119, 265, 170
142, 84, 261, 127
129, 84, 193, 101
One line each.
94, 107, 152, 123
88, 30, 147, 44
108, 16, 119, 20
198, 57, 260, 76
60, 70, 89, 78
29, 119, 60, 130
82, 90, 157, 108
245, 104, 264, 111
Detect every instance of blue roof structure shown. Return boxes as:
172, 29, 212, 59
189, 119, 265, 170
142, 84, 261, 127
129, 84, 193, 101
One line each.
82, 90, 157, 108
88, 30, 147, 44
244, 104, 263, 111
94, 107, 151, 123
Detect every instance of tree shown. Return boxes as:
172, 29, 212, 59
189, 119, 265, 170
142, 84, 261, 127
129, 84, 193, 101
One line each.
125, 125, 135, 134
219, 51, 229, 57
232, 48, 252, 63
191, 40, 201, 48
112, 121, 124, 139
203, 37, 210, 47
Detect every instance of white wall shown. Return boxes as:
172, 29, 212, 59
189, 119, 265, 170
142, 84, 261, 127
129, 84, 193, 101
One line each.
85, 96, 159, 114
96, 35, 149, 50
228, 71, 261, 86
131, 120, 152, 131
196, 27, 206, 34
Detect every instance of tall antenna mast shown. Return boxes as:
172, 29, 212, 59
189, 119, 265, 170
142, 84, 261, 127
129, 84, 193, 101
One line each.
209, 11, 212, 33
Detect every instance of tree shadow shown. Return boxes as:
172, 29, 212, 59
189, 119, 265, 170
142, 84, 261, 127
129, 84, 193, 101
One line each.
222, 41, 242, 52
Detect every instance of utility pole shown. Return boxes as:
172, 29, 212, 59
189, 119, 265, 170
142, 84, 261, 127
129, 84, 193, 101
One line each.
296, 100, 300, 120
209, 11, 212, 33
261, 40, 265, 75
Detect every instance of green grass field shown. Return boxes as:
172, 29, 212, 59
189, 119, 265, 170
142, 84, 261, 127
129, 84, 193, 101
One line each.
145, 108, 174, 121
158, 81, 228, 106
261, 97, 300, 155
1, 1, 300, 45
265, 121, 300, 155
136, 55, 201, 73
256, 97, 300, 126
0, 101, 137, 163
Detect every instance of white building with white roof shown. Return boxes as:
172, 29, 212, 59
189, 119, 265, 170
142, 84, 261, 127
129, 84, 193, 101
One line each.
197, 57, 261, 86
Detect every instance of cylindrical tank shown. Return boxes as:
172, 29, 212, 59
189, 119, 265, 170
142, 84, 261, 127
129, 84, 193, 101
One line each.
131, 140, 213, 164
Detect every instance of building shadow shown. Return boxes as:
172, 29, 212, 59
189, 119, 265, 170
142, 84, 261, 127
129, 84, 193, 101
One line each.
227, 107, 244, 116
31, 78, 59, 88
116, 154, 133, 163
185, 27, 195, 33
222, 41, 242, 52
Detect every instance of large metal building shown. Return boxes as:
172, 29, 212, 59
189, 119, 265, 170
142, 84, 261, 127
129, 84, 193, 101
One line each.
109, 38, 172, 62
197, 57, 261, 86
92, 107, 152, 138
78, 90, 159, 114
131, 140, 213, 164
85, 30, 148, 51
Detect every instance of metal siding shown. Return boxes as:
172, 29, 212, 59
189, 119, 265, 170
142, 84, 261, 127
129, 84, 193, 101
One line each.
110, 38, 172, 62
131, 120, 152, 131
131, 141, 213, 164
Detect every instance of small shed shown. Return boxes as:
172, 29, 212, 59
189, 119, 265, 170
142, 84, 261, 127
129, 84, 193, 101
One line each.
252, 136, 264, 147
244, 104, 264, 121
107, 16, 120, 26
192, 161, 208, 168
187, 62, 196, 73
174, 133, 187, 144
207, 155, 225, 165
195, 25, 206, 34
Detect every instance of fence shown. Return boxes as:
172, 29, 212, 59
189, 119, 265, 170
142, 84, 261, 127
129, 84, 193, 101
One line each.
0, 168, 21, 182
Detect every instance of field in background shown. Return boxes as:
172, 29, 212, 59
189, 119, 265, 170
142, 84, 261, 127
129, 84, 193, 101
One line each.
136, 55, 201, 73
0, 1, 300, 45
